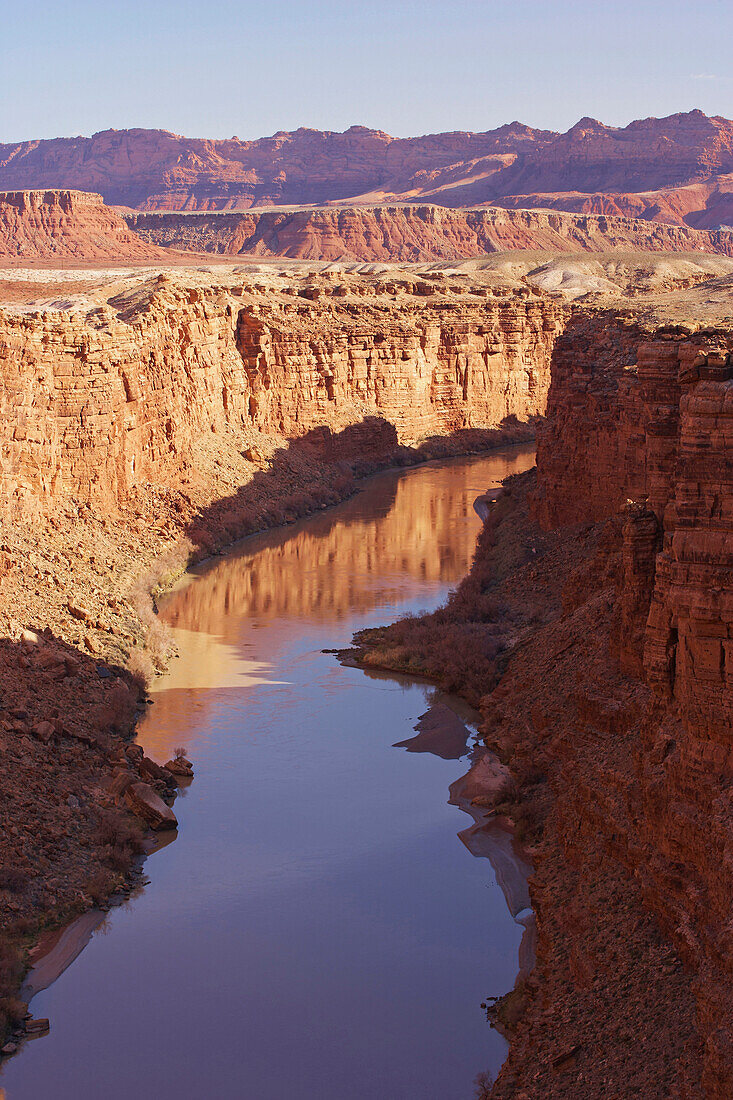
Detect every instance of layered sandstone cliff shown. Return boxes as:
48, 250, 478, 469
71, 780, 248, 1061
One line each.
492, 177, 733, 231
126, 204, 733, 261
0, 273, 565, 522
349, 299, 733, 1096
0, 190, 169, 261
531, 316, 733, 1096
0, 269, 567, 1053
1, 262, 731, 1094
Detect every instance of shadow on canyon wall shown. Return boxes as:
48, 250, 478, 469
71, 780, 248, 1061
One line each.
184, 413, 537, 555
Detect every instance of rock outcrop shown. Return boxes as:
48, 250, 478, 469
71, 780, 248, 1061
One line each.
2, 111, 732, 228
0, 274, 565, 521
126, 204, 733, 260
0, 190, 169, 261
521, 316, 733, 1096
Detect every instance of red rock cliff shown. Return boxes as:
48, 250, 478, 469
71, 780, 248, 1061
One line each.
127, 204, 733, 260
2, 112, 731, 226
0, 276, 565, 520
0, 190, 168, 261
534, 313, 733, 1096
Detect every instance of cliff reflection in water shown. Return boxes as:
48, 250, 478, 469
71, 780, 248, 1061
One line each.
144, 448, 534, 763
168, 447, 535, 634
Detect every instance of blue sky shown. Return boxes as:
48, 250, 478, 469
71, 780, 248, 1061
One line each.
2, 0, 732, 142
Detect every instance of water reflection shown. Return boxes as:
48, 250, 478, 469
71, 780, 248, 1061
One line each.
2, 447, 535, 1100
167, 448, 533, 633
145, 449, 533, 763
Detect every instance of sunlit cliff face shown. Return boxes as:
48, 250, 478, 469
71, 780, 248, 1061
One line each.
140, 448, 534, 761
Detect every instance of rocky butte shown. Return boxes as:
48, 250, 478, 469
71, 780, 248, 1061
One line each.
0, 236, 732, 1094
0, 190, 169, 262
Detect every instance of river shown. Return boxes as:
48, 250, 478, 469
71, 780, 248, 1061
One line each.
1, 446, 534, 1100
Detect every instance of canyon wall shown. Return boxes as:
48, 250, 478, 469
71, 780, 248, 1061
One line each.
126, 204, 733, 261
0, 190, 168, 261
0, 277, 565, 521
493, 178, 733, 231
533, 314, 733, 1096
2, 111, 732, 226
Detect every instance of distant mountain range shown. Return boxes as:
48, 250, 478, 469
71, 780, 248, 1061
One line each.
2, 110, 733, 228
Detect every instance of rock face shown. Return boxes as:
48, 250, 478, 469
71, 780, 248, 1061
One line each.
493, 111, 733, 202
2, 111, 732, 227
0, 275, 565, 521
350, 304, 733, 1093
127, 204, 733, 260
494, 178, 733, 232
532, 315, 733, 1097
2, 261, 731, 1090
0, 190, 168, 261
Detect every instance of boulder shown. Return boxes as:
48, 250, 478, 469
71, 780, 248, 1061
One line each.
125, 782, 177, 830
32, 720, 54, 744
164, 756, 194, 778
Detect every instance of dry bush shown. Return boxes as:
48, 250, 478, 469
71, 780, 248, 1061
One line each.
282, 491, 316, 517
85, 868, 117, 904
95, 809, 145, 872
310, 484, 338, 507
0, 868, 29, 894
0, 935, 24, 1038
0, 994, 26, 1031
473, 1071, 495, 1099
264, 504, 286, 526
187, 526, 216, 554
127, 647, 157, 688
359, 615, 507, 705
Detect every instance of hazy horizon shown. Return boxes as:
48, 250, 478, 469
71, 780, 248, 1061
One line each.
2, 0, 731, 144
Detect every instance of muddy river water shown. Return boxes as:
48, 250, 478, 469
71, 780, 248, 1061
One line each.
2, 447, 535, 1100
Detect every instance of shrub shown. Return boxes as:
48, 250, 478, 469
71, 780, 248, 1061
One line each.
0, 995, 26, 1030
0, 868, 29, 894
95, 809, 145, 872
0, 935, 25, 1039
85, 868, 117, 904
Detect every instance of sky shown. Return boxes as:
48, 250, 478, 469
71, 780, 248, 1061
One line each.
2, 0, 732, 143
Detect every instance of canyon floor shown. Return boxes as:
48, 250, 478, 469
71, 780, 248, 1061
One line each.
0, 253, 731, 1097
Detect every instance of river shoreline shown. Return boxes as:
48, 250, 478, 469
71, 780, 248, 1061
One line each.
346, 466, 704, 1097
0, 433, 534, 1071
2, 446, 534, 1100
